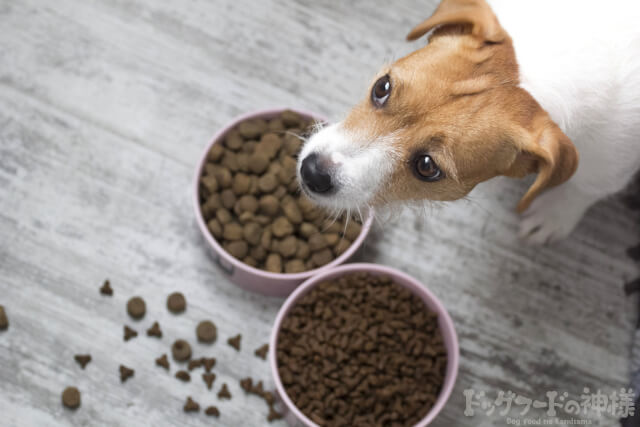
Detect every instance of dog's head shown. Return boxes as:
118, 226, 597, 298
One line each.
298, 0, 577, 213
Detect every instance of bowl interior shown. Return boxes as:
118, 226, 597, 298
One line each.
193, 108, 374, 282
269, 263, 459, 427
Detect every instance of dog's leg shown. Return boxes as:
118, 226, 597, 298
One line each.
518, 182, 600, 244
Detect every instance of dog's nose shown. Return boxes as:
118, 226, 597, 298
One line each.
300, 153, 333, 194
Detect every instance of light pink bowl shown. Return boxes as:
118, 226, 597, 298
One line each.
269, 263, 459, 427
193, 109, 374, 297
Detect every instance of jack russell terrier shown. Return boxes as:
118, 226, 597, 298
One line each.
297, 0, 640, 244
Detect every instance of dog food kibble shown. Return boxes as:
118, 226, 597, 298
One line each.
254, 344, 269, 360
227, 334, 242, 351
183, 396, 200, 413
196, 320, 217, 344
240, 377, 283, 422
126, 297, 146, 319
198, 111, 365, 273
203, 373, 216, 390
147, 321, 162, 338
119, 365, 135, 383
99, 280, 113, 296
217, 383, 232, 400
62, 387, 81, 409
277, 273, 447, 427
74, 354, 91, 369
123, 325, 138, 341
0, 305, 8, 330
167, 292, 186, 313
172, 339, 192, 362
187, 359, 202, 371
156, 354, 170, 370
175, 370, 191, 382
202, 357, 216, 372
205, 406, 220, 417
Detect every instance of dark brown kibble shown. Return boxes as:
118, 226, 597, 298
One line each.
205, 406, 220, 417
175, 370, 191, 382
167, 292, 186, 313
99, 280, 113, 296
183, 396, 200, 412
187, 359, 202, 371
254, 344, 269, 360
147, 321, 162, 338
227, 334, 241, 351
123, 325, 138, 341
0, 305, 8, 331
217, 383, 232, 400
62, 387, 81, 409
126, 297, 146, 320
203, 372, 216, 390
202, 357, 216, 372
74, 354, 91, 369
276, 273, 446, 426
172, 339, 192, 362
267, 406, 284, 422
196, 320, 217, 343
119, 365, 134, 383
155, 354, 170, 370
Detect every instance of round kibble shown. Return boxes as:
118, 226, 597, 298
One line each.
272, 217, 293, 238
167, 292, 186, 313
282, 200, 303, 224
127, 297, 146, 320
284, 259, 306, 273
249, 152, 269, 175
308, 233, 328, 251
258, 195, 279, 216
208, 144, 224, 162
172, 339, 192, 362
238, 195, 258, 214
243, 222, 262, 246
224, 130, 243, 151
265, 253, 282, 273
258, 174, 278, 193
226, 240, 248, 259
62, 387, 81, 409
232, 173, 251, 195
196, 320, 217, 344
278, 236, 298, 258
223, 222, 243, 240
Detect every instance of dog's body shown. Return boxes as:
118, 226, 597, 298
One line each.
298, 0, 640, 243
492, 0, 640, 242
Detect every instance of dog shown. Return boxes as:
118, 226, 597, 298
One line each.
297, 0, 640, 244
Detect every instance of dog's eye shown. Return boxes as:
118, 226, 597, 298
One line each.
371, 75, 391, 107
413, 154, 442, 182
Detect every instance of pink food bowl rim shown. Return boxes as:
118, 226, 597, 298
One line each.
269, 263, 460, 426
193, 108, 374, 284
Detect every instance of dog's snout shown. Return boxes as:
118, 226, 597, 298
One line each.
300, 153, 334, 194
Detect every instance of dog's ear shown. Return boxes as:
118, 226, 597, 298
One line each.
407, 0, 506, 43
505, 115, 579, 213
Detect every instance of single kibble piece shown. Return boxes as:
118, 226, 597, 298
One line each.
99, 280, 113, 296
172, 339, 192, 362
308, 233, 328, 251
196, 320, 218, 344
265, 253, 282, 273
187, 359, 202, 371
277, 236, 298, 258
202, 357, 216, 372
258, 195, 279, 216
344, 221, 362, 241
74, 354, 91, 369
249, 152, 270, 175
217, 383, 232, 400
126, 297, 146, 320
155, 354, 170, 370
147, 321, 162, 338
227, 334, 242, 351
258, 174, 278, 193
167, 292, 186, 314
183, 396, 200, 413
225, 240, 249, 259
208, 144, 224, 162
123, 325, 138, 341
62, 387, 81, 409
175, 370, 191, 382
281, 110, 302, 127
285, 259, 306, 274
205, 406, 220, 417
203, 372, 216, 390
311, 248, 334, 267
223, 222, 244, 240
254, 344, 269, 360
119, 365, 134, 383
272, 217, 293, 237
0, 305, 8, 330
224, 130, 243, 151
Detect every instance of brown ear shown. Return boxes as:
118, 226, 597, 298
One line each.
406, 0, 506, 43
508, 118, 579, 213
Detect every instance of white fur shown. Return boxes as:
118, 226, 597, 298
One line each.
489, 0, 640, 243
298, 123, 400, 213
301, 0, 640, 243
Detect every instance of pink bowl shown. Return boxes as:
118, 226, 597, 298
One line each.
193, 109, 374, 297
269, 263, 459, 426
